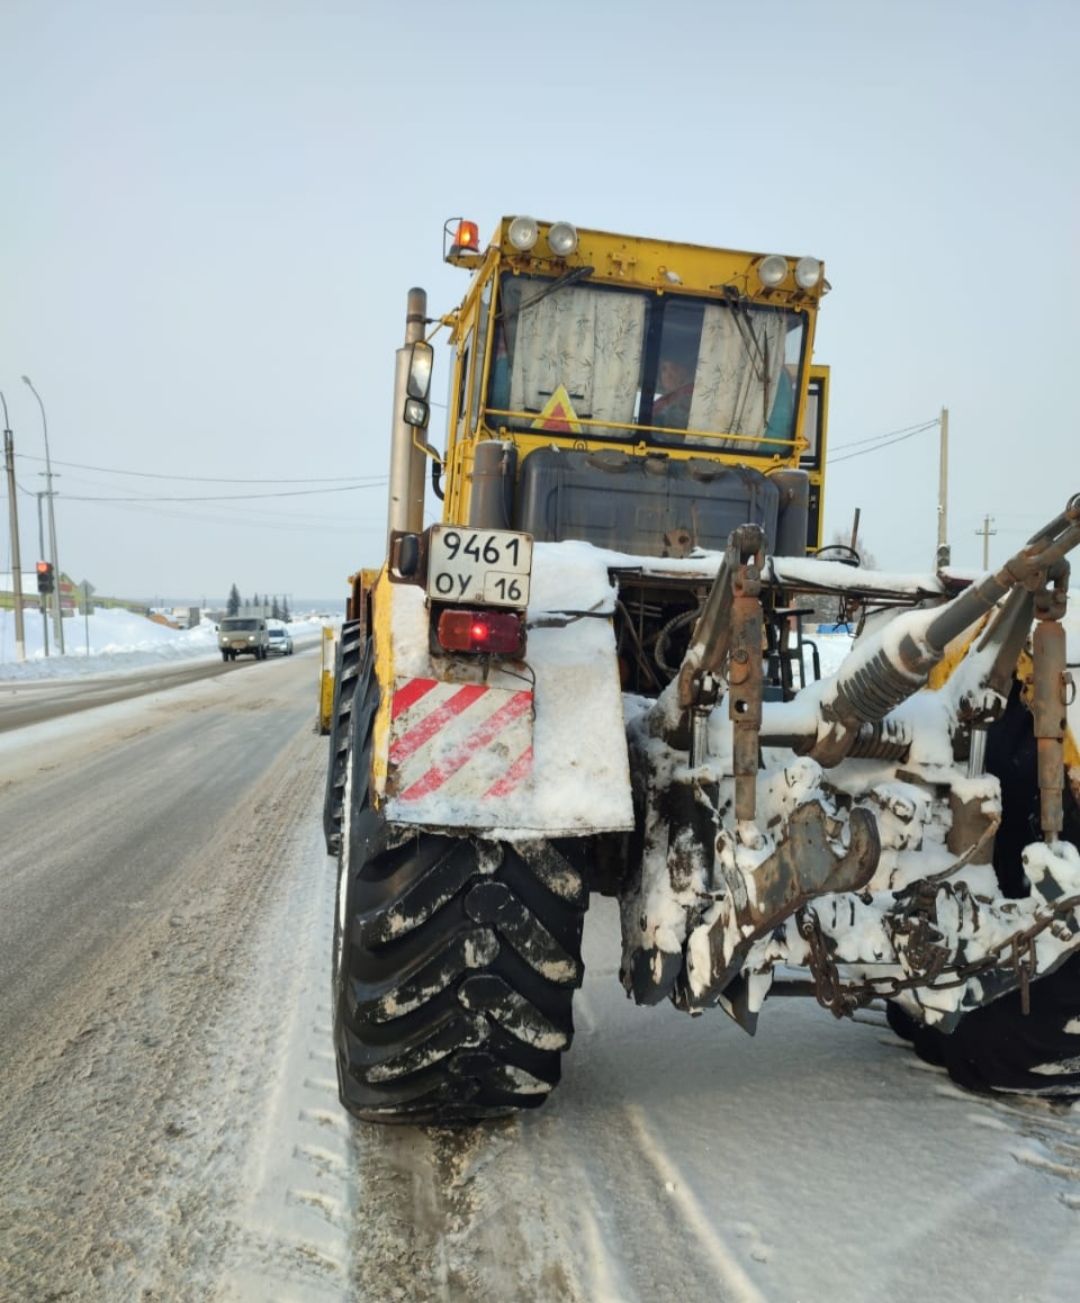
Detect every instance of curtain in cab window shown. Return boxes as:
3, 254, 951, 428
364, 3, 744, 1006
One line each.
689, 305, 788, 445
509, 287, 645, 426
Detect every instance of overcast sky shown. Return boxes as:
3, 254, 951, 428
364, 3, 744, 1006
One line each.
2, 0, 1077, 602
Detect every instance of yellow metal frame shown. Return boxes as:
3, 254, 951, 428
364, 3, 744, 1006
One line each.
441, 218, 827, 530
807, 364, 829, 552
371, 571, 395, 803
318, 626, 335, 735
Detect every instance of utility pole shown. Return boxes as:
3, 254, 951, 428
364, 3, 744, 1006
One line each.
1, 392, 27, 661
975, 514, 997, 570
35, 491, 49, 656
935, 406, 950, 568
21, 376, 64, 653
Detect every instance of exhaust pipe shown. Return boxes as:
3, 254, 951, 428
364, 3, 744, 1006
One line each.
387, 287, 428, 543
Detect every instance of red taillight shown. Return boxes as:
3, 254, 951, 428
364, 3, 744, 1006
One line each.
437, 609, 524, 656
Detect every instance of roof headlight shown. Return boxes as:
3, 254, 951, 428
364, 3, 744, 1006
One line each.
547, 221, 579, 257
508, 215, 539, 251
757, 255, 788, 288
795, 256, 822, 289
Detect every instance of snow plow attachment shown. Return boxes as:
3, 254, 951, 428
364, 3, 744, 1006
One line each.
623, 494, 1080, 1055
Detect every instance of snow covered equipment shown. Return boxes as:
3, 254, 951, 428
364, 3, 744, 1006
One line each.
325, 216, 1080, 1123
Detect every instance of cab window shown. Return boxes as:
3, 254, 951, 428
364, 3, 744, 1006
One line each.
488, 273, 806, 453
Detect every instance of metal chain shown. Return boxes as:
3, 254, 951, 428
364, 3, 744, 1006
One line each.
796, 911, 861, 1018
798, 892, 1080, 1015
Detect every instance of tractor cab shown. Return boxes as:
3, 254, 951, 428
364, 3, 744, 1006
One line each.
437, 216, 828, 563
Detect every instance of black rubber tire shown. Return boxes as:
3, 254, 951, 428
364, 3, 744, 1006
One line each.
221, 650, 229, 663
888, 686, 1080, 1097
333, 641, 587, 1124
889, 958, 1080, 1096
322, 619, 363, 856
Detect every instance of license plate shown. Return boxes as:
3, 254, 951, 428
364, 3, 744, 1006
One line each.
426, 527, 533, 608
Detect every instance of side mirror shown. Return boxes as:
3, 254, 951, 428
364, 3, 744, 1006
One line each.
388, 530, 425, 583
403, 340, 434, 428
407, 341, 434, 400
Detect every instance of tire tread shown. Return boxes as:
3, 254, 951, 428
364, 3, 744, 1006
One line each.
333, 640, 586, 1123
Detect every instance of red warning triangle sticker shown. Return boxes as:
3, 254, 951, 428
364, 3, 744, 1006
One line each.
531, 383, 583, 434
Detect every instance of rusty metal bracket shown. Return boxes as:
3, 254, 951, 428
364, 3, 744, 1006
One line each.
1032, 614, 1068, 842
689, 802, 880, 1008
728, 530, 765, 821
1012, 935, 1037, 1016
676, 524, 765, 712
670, 524, 767, 775
733, 802, 880, 933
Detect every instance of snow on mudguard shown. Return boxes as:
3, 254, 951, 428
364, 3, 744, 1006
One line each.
386, 677, 533, 804
373, 543, 634, 836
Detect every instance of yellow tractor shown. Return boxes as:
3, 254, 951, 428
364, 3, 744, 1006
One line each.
325, 215, 1080, 1123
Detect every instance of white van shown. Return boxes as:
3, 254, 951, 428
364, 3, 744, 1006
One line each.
218, 617, 270, 661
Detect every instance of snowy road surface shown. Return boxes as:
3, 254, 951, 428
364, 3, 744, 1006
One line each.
0, 656, 237, 733
1, 654, 1078, 1301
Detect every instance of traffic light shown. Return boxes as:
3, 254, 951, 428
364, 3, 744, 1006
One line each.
36, 561, 54, 595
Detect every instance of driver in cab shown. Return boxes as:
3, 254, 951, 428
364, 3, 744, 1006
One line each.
652, 354, 695, 431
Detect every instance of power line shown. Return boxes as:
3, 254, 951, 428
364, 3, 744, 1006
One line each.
827, 421, 938, 465
89, 496, 386, 534
62, 481, 388, 503
11, 474, 386, 528
14, 451, 369, 485
829, 417, 940, 453
829, 417, 940, 452
54, 469, 379, 527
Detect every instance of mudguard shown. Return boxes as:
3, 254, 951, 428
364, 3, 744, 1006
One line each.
367, 541, 635, 838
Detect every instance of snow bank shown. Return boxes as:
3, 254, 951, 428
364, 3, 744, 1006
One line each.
0, 608, 328, 682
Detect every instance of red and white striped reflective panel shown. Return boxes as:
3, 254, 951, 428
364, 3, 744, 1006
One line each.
388, 677, 533, 803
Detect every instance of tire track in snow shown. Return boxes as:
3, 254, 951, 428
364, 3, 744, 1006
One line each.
0, 686, 343, 1300
345, 1117, 593, 1302
350, 928, 1080, 1303
349, 1030, 764, 1300
217, 818, 357, 1301
576, 1193, 635, 1303
621, 1104, 767, 1303
944, 1085, 1080, 1209
862, 1045, 1080, 1298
